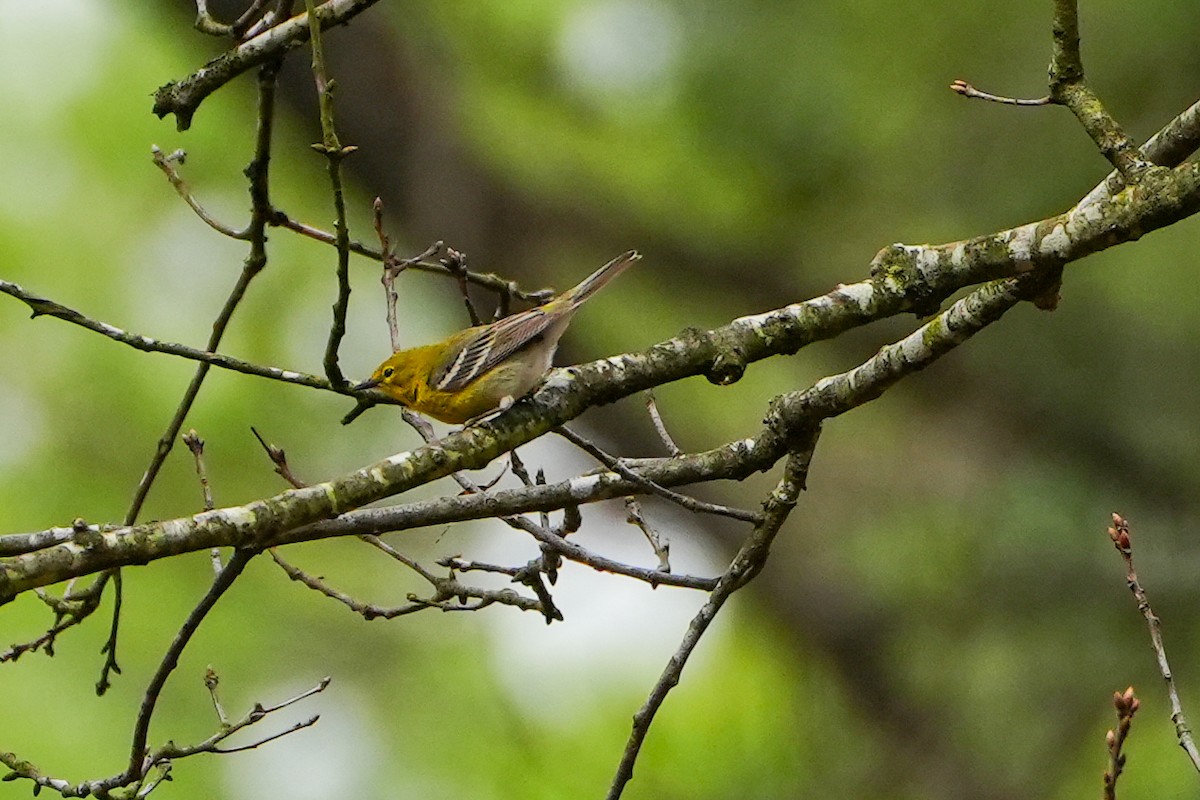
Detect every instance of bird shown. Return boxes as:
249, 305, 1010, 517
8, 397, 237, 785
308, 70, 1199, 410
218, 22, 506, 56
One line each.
355, 250, 640, 424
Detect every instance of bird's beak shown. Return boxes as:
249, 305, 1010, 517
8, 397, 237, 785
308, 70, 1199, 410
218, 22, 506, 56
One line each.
353, 377, 381, 391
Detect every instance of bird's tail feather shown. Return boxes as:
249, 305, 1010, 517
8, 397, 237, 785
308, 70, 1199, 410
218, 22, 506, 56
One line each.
565, 250, 641, 308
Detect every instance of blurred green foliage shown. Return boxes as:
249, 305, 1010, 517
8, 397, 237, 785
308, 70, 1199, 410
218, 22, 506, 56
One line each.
2, 1, 1200, 798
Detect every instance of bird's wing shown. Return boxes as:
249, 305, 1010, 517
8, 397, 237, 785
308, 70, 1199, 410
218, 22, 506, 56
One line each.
432, 308, 557, 392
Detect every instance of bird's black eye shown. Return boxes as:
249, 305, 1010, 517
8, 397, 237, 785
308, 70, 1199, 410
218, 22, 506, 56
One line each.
383, 367, 394, 378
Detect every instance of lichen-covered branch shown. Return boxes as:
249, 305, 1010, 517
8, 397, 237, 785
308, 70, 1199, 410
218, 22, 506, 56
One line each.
1047, 0, 1149, 180
7, 158, 1200, 436
153, 0, 384, 130
0, 264, 1055, 602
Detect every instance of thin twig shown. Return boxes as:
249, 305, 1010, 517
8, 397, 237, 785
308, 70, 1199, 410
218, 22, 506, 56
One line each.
0, 278, 350, 392
270, 209, 552, 303
359, 534, 441, 583
251, 425, 547, 618
230, 0, 275, 38
251, 426, 307, 489
305, 0, 357, 388
625, 498, 670, 573
205, 666, 228, 726
269, 546, 544, 618
606, 432, 819, 799
182, 430, 222, 573
1103, 686, 1140, 800
181, 430, 214, 511
370, 207, 442, 352
210, 716, 319, 754
151, 146, 249, 239
126, 548, 258, 784
400, 412, 565, 621
241, 0, 297, 40
157, 676, 328, 759
442, 247, 483, 326
644, 391, 682, 456
1107, 513, 1200, 771
95, 58, 286, 697
948, 79, 1052, 106
952, 4, 1150, 181
556, 426, 762, 524
373, 199, 402, 350
193, 0, 234, 36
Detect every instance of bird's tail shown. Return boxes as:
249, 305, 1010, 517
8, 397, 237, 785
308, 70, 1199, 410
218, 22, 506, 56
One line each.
564, 250, 641, 309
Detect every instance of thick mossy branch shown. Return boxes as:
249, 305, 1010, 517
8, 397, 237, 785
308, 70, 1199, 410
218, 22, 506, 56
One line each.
3, 134, 1200, 605
871, 160, 1200, 298
0, 267, 1055, 600
153, 0, 384, 130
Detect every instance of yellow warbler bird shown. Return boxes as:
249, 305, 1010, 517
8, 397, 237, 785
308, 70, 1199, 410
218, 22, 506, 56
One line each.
355, 250, 640, 424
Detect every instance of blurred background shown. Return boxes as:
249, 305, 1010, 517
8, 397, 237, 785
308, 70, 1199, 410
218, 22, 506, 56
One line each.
2, 1, 1200, 797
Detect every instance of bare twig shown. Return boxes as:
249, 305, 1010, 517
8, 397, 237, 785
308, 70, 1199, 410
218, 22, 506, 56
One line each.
372, 199, 403, 350
1103, 686, 1140, 800
359, 534, 440, 582
644, 391, 682, 456
240, 0, 297, 40
397, 411, 565, 621
270, 208, 552, 302
305, 0, 357, 389
1, 557, 285, 798
269, 546, 544, 618
95, 59, 287, 697
251, 427, 307, 489
193, 0, 234, 36
205, 666, 228, 725
125, 548, 259, 781
182, 430, 215, 512
441, 247, 483, 326
116, 673, 329, 794
0, 278, 359, 394
1107, 513, 1200, 771
625, 498, 670, 573
370, 209, 442, 352
949, 79, 1051, 106
182, 430, 223, 573
556, 426, 762, 524
606, 431, 819, 799
151, 146, 249, 238
951, 3, 1149, 181
251, 424, 547, 618
230, 0, 275, 39
1, 605, 86, 662
508, 449, 533, 485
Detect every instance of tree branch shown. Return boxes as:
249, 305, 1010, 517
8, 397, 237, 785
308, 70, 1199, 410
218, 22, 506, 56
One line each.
153, 0, 385, 130
607, 432, 820, 799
